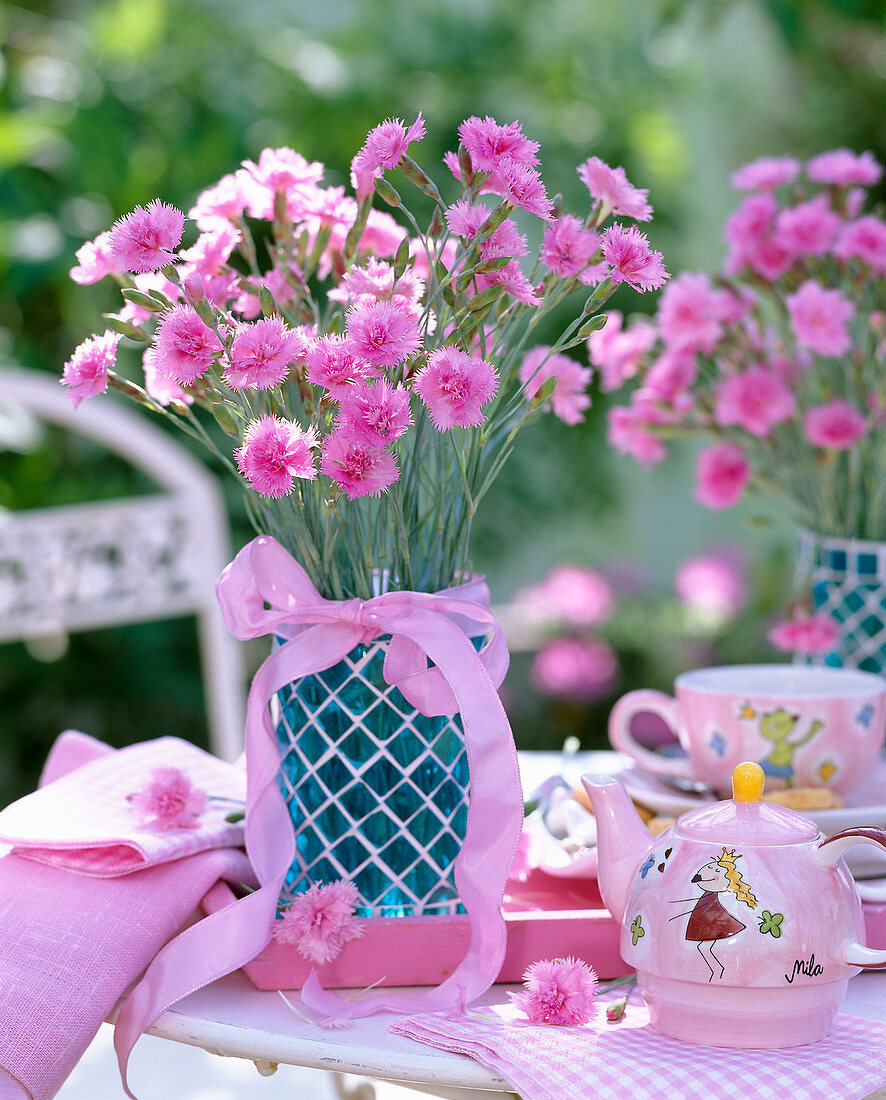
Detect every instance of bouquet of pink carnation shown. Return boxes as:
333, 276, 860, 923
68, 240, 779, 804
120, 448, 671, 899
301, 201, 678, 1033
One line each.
65, 113, 666, 597
594, 148, 886, 540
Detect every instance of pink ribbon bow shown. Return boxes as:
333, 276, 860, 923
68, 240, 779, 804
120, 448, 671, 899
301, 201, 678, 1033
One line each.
114, 536, 523, 1095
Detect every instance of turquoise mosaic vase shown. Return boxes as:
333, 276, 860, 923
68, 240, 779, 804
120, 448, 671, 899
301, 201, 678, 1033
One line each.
273, 637, 470, 918
796, 529, 886, 675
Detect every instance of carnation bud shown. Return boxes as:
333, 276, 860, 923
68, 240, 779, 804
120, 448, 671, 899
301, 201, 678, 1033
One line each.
102, 315, 147, 341
394, 236, 412, 278
466, 284, 506, 313
428, 206, 445, 238
343, 194, 373, 264
181, 273, 205, 305
121, 288, 165, 313
457, 144, 474, 188
373, 177, 402, 208
473, 255, 512, 274
606, 995, 628, 1022
476, 201, 512, 242
398, 154, 443, 204
192, 298, 217, 327
213, 405, 240, 438
578, 314, 608, 339
259, 285, 279, 318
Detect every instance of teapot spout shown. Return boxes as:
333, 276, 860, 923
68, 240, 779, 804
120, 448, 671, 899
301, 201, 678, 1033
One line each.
581, 774, 651, 924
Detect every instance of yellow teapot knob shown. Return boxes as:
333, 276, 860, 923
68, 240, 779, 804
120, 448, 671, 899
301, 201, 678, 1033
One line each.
732, 761, 764, 803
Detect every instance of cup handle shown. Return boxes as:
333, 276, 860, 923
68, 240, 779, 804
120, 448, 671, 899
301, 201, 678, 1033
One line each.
608, 689, 694, 780
815, 827, 886, 968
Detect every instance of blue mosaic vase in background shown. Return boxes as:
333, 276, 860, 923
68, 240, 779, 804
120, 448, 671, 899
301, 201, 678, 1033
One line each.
796, 529, 886, 675
274, 637, 470, 918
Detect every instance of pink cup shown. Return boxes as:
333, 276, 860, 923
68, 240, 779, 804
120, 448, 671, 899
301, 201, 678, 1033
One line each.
609, 664, 886, 796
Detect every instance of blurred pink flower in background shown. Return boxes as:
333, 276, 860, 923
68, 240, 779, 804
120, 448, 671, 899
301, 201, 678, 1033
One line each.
714, 366, 796, 437
518, 565, 614, 626
806, 148, 882, 187
61, 331, 120, 408
586, 311, 656, 392
786, 280, 855, 357
676, 549, 748, 620
518, 345, 592, 425
694, 442, 751, 509
768, 611, 840, 656
530, 636, 619, 703
657, 272, 726, 354
804, 400, 867, 449
730, 156, 800, 192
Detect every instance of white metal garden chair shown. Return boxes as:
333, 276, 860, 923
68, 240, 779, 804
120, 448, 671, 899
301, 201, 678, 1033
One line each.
0, 367, 245, 761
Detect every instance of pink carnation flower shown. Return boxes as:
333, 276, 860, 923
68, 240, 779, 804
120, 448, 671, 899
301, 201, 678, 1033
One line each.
189, 170, 259, 228
607, 405, 667, 468
657, 272, 726, 354
346, 300, 421, 368
242, 146, 324, 194
236, 415, 317, 497
475, 260, 542, 307
541, 216, 601, 278
351, 112, 426, 201
676, 551, 748, 619
586, 312, 656, 392
225, 318, 302, 390
143, 346, 193, 407
774, 195, 842, 256
320, 432, 399, 500
724, 193, 777, 248
414, 347, 498, 430
519, 346, 592, 425
274, 881, 365, 965
458, 115, 540, 174
714, 367, 796, 437
61, 331, 120, 408
510, 956, 599, 1026
153, 304, 222, 385
835, 216, 886, 275
108, 199, 185, 274
768, 612, 839, 656
336, 379, 412, 446
694, 442, 751, 509
577, 156, 652, 221
786, 280, 855, 357
178, 222, 241, 278
803, 400, 867, 449
807, 148, 882, 187
731, 156, 800, 191
638, 349, 698, 408
494, 158, 554, 221
130, 767, 207, 830
602, 225, 668, 291
306, 334, 374, 398
69, 231, 116, 285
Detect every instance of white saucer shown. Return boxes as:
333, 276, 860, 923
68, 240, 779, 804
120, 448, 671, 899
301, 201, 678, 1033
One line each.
619, 758, 886, 878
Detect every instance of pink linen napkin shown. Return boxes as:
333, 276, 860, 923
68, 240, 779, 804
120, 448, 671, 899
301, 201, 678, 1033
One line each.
0, 734, 245, 876
390, 999, 886, 1100
0, 732, 251, 1100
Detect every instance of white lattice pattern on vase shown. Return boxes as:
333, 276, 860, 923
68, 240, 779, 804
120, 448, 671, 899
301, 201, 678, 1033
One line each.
796, 530, 886, 672
274, 640, 470, 918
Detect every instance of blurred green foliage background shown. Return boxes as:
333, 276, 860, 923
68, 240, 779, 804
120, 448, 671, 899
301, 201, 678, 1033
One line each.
1, 0, 885, 801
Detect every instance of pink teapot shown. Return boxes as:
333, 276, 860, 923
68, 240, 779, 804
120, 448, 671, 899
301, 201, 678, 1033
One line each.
581, 761, 886, 1048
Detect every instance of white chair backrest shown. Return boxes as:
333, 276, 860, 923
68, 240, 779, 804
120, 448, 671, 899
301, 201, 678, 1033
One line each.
0, 368, 245, 761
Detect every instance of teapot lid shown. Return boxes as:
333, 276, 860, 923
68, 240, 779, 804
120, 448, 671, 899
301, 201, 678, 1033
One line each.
674, 762, 820, 845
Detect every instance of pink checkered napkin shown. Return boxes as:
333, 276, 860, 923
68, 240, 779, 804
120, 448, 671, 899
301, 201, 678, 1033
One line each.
0, 734, 245, 876
390, 1000, 886, 1100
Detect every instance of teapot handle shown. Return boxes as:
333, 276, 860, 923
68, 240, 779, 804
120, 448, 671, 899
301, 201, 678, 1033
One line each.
815, 827, 886, 969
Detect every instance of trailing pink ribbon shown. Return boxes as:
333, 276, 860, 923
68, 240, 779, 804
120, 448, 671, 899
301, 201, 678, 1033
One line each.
114, 535, 523, 1094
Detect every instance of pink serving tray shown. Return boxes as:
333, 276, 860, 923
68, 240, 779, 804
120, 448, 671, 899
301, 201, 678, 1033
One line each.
202, 869, 630, 990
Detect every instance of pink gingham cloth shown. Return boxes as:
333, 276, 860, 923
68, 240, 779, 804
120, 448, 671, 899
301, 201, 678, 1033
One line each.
0, 732, 251, 1100
390, 998, 886, 1100
0, 734, 245, 875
